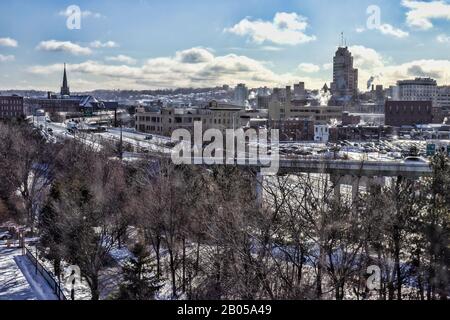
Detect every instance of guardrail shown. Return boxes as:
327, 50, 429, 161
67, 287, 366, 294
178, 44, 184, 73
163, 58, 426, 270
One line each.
24, 247, 67, 300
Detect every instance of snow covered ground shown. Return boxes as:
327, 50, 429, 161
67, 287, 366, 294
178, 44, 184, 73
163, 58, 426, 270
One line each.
0, 247, 58, 300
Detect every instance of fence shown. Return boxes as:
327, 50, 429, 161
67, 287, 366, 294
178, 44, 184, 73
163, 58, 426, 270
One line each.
25, 247, 68, 300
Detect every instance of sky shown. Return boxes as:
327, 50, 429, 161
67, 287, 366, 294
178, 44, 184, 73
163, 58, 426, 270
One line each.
0, 0, 450, 91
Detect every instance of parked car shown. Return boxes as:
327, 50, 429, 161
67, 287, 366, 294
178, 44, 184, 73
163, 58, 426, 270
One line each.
403, 156, 428, 163
0, 231, 12, 240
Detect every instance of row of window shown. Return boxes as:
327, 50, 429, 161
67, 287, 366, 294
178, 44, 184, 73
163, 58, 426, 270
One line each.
0, 105, 22, 111
0, 111, 22, 117
138, 116, 237, 126
0, 99, 22, 105
388, 106, 431, 112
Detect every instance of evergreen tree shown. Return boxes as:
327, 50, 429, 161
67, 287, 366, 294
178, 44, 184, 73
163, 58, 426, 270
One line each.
118, 243, 162, 300
423, 151, 450, 299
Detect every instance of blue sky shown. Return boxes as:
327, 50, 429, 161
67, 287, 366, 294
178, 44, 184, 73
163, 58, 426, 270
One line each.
1, 0, 450, 91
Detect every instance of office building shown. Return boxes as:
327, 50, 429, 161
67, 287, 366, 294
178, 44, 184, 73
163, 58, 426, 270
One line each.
330, 46, 358, 100
395, 78, 438, 105
234, 83, 248, 107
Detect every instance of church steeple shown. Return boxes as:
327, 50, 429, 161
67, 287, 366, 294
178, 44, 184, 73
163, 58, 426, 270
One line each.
61, 63, 70, 96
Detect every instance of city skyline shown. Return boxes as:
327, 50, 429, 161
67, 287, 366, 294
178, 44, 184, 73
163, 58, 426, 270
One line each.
1, 0, 450, 91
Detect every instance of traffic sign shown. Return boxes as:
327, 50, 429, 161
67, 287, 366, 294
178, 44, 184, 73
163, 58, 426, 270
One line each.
426, 144, 436, 156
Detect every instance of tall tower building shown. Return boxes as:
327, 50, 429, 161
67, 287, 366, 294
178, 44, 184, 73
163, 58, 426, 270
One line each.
234, 83, 248, 106
330, 47, 358, 99
61, 63, 70, 96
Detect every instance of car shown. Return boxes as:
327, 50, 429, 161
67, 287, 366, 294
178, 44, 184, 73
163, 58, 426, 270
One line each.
145, 135, 153, 140
165, 141, 177, 148
403, 156, 428, 163
0, 231, 12, 240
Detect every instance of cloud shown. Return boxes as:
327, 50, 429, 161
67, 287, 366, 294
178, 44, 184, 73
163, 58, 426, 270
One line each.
356, 24, 408, 38
27, 47, 328, 90
0, 37, 18, 47
383, 59, 450, 81
105, 55, 137, 65
225, 12, 316, 45
260, 46, 284, 51
402, 0, 450, 30
37, 40, 92, 55
297, 63, 320, 73
59, 8, 103, 19
174, 47, 214, 63
322, 63, 333, 70
0, 54, 15, 62
349, 45, 385, 69
437, 33, 450, 43
376, 23, 409, 38
90, 41, 119, 48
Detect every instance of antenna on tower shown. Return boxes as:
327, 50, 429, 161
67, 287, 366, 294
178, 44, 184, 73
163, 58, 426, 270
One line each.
340, 32, 344, 47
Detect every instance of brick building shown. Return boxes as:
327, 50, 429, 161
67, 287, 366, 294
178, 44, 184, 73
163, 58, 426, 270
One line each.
270, 119, 314, 141
385, 101, 438, 127
0, 95, 25, 119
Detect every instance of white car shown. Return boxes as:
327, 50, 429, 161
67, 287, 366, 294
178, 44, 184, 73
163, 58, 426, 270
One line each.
0, 231, 12, 240
403, 156, 428, 164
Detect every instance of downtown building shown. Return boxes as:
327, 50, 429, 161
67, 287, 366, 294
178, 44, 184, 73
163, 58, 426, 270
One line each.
267, 86, 343, 123
135, 100, 245, 136
394, 77, 438, 105
266, 85, 343, 141
330, 46, 358, 104
233, 83, 248, 107
385, 100, 441, 127
0, 95, 25, 120
386, 77, 447, 127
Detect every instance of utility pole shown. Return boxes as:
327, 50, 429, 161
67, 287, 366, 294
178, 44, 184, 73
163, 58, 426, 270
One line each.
119, 118, 123, 160
35, 246, 38, 275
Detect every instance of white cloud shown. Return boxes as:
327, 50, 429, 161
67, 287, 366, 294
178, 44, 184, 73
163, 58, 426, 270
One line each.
356, 24, 408, 38
376, 23, 409, 38
437, 33, 450, 43
174, 47, 214, 63
90, 41, 119, 48
27, 47, 328, 90
105, 55, 137, 65
260, 46, 284, 51
382, 59, 450, 83
297, 63, 320, 73
225, 12, 316, 45
37, 40, 92, 56
349, 45, 385, 69
59, 8, 103, 19
402, 0, 450, 30
0, 54, 15, 62
0, 37, 18, 47
322, 63, 333, 70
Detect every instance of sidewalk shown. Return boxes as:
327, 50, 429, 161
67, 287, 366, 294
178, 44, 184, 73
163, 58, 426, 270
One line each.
0, 247, 58, 300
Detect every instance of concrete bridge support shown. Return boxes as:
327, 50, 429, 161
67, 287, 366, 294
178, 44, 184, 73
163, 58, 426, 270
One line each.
331, 174, 388, 202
